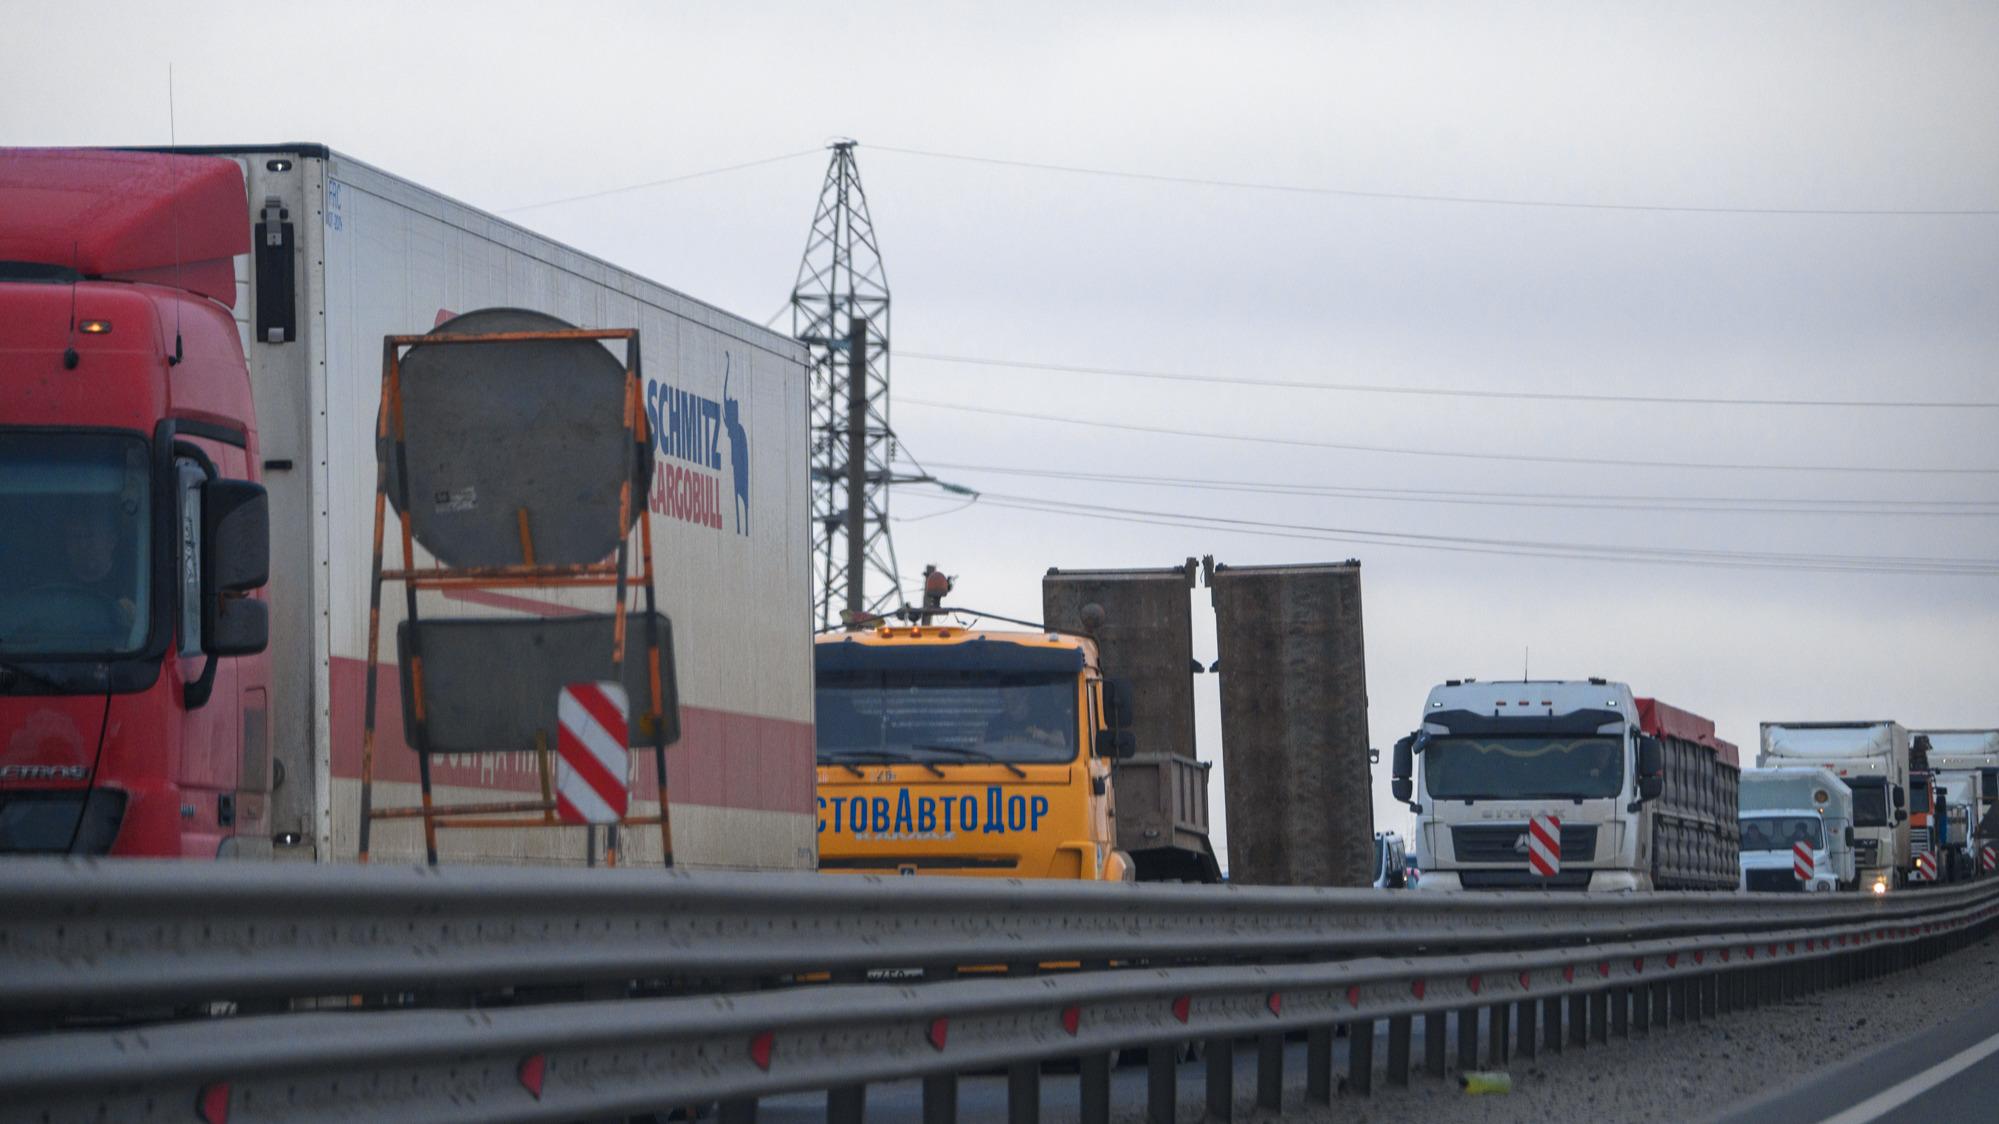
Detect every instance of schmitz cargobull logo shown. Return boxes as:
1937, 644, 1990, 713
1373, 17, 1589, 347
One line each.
645, 353, 750, 537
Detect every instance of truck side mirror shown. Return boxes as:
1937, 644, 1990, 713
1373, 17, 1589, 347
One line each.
202, 480, 270, 657
1637, 735, 1663, 779
1391, 734, 1415, 806
1105, 730, 1137, 760
1103, 678, 1135, 732
1845, 825, 1855, 847
1894, 785, 1906, 811
1638, 775, 1664, 802
1982, 768, 1998, 802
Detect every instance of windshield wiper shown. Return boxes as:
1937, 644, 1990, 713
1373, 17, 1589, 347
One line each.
818, 750, 945, 778
909, 743, 1029, 779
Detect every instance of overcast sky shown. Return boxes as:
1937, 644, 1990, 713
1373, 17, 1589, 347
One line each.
6, 1, 1996, 863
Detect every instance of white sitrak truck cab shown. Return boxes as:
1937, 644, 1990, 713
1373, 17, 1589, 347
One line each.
1393, 678, 1739, 892
1738, 768, 1854, 893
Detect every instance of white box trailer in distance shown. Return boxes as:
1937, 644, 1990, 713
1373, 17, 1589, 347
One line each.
196, 145, 814, 869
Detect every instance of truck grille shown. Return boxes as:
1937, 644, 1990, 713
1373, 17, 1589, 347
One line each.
1910, 828, 1931, 854
1451, 824, 1598, 864
1744, 868, 1804, 893
1853, 838, 1881, 866
1459, 870, 1594, 890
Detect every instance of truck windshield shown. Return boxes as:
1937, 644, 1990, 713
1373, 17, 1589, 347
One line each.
1740, 815, 1822, 851
1846, 777, 1888, 827
816, 670, 1079, 765
1910, 780, 1932, 814
0, 433, 151, 657
1423, 735, 1623, 800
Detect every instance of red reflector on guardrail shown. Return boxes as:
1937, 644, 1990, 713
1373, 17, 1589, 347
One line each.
1412, 980, 1426, 999
1062, 1006, 1081, 1036
197, 1083, 230, 1124
1518, 972, 1531, 990
928, 1019, 949, 1051
1666, 954, 1678, 968
1172, 996, 1191, 1023
1344, 986, 1358, 1008
1563, 966, 1575, 982
1269, 992, 1284, 1015
517, 1054, 545, 1100
750, 1032, 775, 1071
1599, 962, 1610, 978
1468, 974, 1482, 994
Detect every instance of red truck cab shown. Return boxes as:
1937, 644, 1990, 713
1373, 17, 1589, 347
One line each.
1, 149, 272, 857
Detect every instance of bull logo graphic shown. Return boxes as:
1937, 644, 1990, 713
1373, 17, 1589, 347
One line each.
722, 353, 750, 535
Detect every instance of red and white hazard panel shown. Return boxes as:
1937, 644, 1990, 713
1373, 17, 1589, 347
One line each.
1982, 845, 1996, 874
1526, 814, 1562, 877
1792, 841, 1814, 882
1913, 851, 1938, 882
555, 681, 630, 825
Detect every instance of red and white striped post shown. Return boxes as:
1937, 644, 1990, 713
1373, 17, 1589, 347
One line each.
555, 682, 630, 825
1527, 814, 1562, 878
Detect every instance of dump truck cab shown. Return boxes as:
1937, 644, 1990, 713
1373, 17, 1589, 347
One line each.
813, 621, 1134, 880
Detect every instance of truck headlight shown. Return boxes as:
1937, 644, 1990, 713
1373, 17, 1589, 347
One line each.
1871, 878, 1888, 895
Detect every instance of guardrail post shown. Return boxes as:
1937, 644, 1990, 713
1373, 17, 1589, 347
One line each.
1517, 998, 1537, 1058
1487, 1001, 1509, 1065
1206, 1037, 1233, 1120
1077, 959, 1110, 1124
1654, 980, 1673, 1027
1569, 991, 1588, 1045
1590, 988, 1609, 1044
923, 1076, 958, 1124
1611, 986, 1629, 1037
1387, 1014, 1412, 1087
1149, 1042, 1178, 1124
1258, 1032, 1285, 1109
829, 1085, 867, 1124
829, 968, 868, 1124
1349, 1018, 1375, 1095
1457, 1007, 1479, 1071
1425, 1012, 1447, 1078
1543, 995, 1562, 1054
1307, 1026, 1334, 1103
1633, 982, 1650, 1033
1009, 1058, 1041, 1124
1702, 973, 1717, 1019
1079, 1056, 1109, 1124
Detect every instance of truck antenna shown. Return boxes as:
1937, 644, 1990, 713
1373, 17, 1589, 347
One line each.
1523, 646, 1529, 681
165, 63, 183, 366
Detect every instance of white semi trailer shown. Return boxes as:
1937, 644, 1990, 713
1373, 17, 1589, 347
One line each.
91, 145, 815, 869
1759, 722, 1910, 894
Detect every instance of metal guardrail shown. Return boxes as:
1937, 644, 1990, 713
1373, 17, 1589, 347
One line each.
2, 860, 1997, 1123
4, 859, 1994, 1010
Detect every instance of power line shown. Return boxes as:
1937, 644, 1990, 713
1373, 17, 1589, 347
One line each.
871, 144, 1999, 218
903, 486, 1999, 577
898, 398, 1999, 477
901, 351, 1999, 411
920, 461, 1999, 518
497, 150, 823, 214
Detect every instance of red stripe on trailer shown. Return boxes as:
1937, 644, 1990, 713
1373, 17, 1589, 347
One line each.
1527, 814, 1562, 877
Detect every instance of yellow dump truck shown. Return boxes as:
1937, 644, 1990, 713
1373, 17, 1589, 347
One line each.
813, 620, 1138, 880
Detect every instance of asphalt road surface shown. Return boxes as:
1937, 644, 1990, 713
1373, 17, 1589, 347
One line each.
1716, 987, 1999, 1124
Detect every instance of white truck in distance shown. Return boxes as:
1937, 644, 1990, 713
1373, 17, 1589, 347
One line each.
1917, 729, 1999, 878
1738, 768, 1853, 893
1759, 722, 1910, 894
1393, 678, 1740, 892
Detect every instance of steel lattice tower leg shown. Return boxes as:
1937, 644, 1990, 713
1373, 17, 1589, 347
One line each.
791, 141, 901, 628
